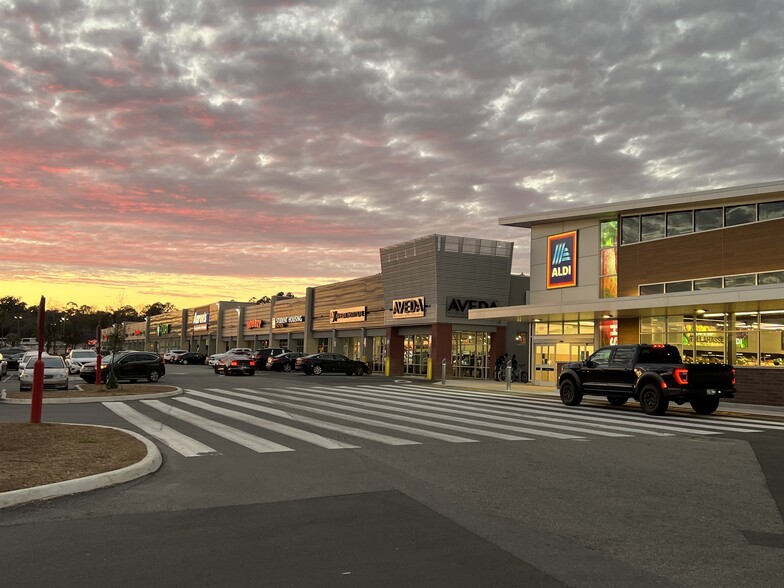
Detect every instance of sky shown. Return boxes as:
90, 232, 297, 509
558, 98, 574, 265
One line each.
1, 0, 783, 311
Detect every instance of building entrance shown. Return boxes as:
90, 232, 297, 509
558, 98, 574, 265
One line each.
533, 342, 593, 385
403, 335, 430, 376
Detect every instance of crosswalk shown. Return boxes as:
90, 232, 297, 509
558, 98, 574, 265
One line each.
101, 383, 784, 457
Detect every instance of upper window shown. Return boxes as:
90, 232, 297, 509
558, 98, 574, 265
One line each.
724, 274, 756, 288
758, 200, 784, 221
639, 284, 664, 295
724, 204, 756, 227
621, 216, 640, 244
666, 211, 693, 236
695, 208, 723, 231
640, 214, 665, 241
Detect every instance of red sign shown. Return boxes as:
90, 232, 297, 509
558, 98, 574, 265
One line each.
600, 320, 618, 347
246, 319, 263, 329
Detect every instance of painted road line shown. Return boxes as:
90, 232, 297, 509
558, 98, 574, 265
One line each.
142, 400, 294, 454
208, 388, 480, 443
175, 396, 358, 449
103, 402, 217, 457
374, 385, 758, 435
331, 385, 640, 438
258, 387, 538, 441
190, 389, 419, 446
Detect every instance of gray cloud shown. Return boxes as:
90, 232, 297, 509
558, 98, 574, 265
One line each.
1, 0, 783, 303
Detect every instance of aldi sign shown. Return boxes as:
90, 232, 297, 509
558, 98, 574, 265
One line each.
546, 231, 577, 289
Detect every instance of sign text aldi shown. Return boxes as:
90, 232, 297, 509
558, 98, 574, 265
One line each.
547, 231, 577, 289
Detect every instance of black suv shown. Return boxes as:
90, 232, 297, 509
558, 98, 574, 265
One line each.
251, 348, 288, 370
79, 351, 166, 384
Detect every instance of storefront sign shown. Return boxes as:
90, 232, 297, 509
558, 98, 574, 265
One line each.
445, 297, 498, 318
193, 311, 210, 332
547, 231, 577, 289
392, 296, 425, 319
600, 320, 618, 347
156, 324, 170, 336
245, 319, 264, 329
274, 315, 305, 328
330, 306, 367, 323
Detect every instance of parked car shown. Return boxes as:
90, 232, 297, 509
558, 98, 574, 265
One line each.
80, 351, 165, 384
174, 352, 207, 365
0, 348, 26, 370
207, 353, 226, 366
19, 355, 69, 391
66, 349, 98, 374
267, 351, 306, 372
17, 351, 41, 377
295, 353, 369, 376
214, 353, 255, 376
252, 348, 288, 370
163, 349, 188, 363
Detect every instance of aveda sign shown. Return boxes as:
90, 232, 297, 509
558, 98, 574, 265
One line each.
392, 296, 425, 319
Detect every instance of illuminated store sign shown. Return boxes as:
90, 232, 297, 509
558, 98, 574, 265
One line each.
446, 297, 498, 318
392, 296, 425, 319
245, 319, 264, 329
274, 315, 304, 328
193, 311, 210, 332
156, 324, 170, 336
330, 306, 367, 324
546, 231, 577, 289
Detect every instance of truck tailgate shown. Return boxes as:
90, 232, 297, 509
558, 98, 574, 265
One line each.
686, 364, 734, 388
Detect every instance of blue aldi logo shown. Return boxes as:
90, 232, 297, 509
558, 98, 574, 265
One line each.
547, 231, 577, 289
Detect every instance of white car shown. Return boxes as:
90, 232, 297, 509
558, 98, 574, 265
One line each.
19, 355, 69, 391
17, 351, 42, 377
66, 349, 98, 374
163, 349, 188, 363
207, 353, 227, 366
226, 348, 253, 355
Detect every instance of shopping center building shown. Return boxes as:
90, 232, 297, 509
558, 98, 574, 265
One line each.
115, 234, 529, 381
470, 180, 784, 405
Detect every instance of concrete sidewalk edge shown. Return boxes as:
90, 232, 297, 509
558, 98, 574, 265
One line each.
0, 425, 162, 509
1, 387, 182, 404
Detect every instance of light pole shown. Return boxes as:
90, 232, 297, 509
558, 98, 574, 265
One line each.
13, 315, 22, 339
60, 316, 68, 349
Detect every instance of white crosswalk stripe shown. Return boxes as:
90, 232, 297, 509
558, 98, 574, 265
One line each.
103, 402, 217, 457
98, 383, 780, 457
142, 400, 294, 454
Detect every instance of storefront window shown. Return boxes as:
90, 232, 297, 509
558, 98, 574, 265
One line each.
600, 221, 618, 299
317, 337, 330, 352
451, 331, 490, 379
404, 335, 430, 376
370, 337, 386, 373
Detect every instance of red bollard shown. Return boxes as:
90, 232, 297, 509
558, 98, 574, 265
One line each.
30, 359, 45, 423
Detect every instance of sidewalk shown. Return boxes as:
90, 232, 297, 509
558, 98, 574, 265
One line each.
429, 377, 784, 418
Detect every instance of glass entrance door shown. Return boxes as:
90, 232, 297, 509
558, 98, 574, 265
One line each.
534, 344, 557, 385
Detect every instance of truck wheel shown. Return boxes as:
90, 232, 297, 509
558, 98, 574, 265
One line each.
559, 378, 582, 406
640, 383, 668, 415
607, 396, 628, 406
690, 396, 720, 415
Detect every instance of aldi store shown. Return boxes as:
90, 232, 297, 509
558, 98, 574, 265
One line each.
470, 180, 784, 406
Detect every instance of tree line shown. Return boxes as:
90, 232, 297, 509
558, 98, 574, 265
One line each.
0, 293, 295, 349
0, 297, 177, 349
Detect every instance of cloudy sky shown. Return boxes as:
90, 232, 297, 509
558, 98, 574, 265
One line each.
2, 0, 783, 310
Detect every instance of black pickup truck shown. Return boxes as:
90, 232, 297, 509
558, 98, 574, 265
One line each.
557, 344, 735, 416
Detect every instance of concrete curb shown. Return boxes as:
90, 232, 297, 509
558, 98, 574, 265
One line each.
0, 424, 162, 509
1, 387, 182, 404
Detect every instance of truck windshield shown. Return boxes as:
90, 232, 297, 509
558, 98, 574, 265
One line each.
638, 347, 681, 364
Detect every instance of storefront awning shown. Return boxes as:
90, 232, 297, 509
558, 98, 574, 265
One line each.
469, 284, 784, 323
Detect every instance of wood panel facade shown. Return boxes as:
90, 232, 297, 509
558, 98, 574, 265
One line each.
312, 274, 385, 332
618, 218, 784, 296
